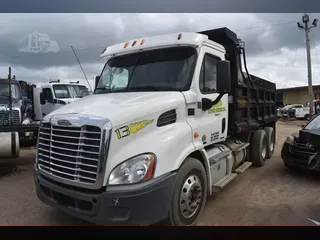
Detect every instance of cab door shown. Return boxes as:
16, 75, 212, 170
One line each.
41, 87, 55, 117
190, 45, 229, 148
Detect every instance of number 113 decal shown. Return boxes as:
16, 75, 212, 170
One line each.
115, 126, 130, 139
114, 119, 154, 139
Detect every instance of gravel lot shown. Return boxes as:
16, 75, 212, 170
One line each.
1, 120, 320, 225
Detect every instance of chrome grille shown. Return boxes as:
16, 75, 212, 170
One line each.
289, 141, 317, 160
37, 122, 102, 185
0, 110, 20, 125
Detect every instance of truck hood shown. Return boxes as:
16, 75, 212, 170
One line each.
57, 98, 79, 104
0, 99, 22, 110
45, 92, 185, 127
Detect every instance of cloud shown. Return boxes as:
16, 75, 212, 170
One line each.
0, 13, 319, 89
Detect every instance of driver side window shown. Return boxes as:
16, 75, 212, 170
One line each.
100, 68, 129, 89
111, 69, 129, 89
199, 54, 220, 94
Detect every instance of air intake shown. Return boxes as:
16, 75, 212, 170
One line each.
157, 109, 177, 127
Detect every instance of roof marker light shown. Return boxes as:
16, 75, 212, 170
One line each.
140, 39, 145, 45
124, 42, 129, 48
132, 40, 137, 46
178, 33, 182, 40
101, 48, 107, 54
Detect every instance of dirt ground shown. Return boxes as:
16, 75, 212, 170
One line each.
1, 120, 320, 225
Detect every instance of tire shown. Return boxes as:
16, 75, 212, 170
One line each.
168, 157, 207, 226
305, 114, 310, 121
251, 129, 268, 167
264, 127, 275, 159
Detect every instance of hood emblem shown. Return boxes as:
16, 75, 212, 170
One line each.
306, 143, 314, 148
57, 119, 72, 126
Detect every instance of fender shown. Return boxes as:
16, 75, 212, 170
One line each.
103, 121, 196, 186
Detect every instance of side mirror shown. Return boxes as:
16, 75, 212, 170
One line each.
95, 76, 100, 87
202, 98, 213, 111
40, 93, 46, 105
217, 60, 231, 94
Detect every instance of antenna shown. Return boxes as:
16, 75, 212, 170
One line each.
70, 46, 93, 92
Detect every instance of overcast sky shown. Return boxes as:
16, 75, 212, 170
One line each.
0, 13, 319, 89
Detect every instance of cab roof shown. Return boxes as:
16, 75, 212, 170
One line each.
100, 31, 225, 58
39, 82, 87, 88
0, 78, 20, 85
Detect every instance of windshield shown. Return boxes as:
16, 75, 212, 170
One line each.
95, 46, 197, 93
0, 83, 20, 101
304, 115, 320, 130
52, 84, 72, 99
71, 85, 90, 98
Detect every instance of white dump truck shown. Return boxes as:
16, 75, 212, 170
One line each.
34, 27, 277, 225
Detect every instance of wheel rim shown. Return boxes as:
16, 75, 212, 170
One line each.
179, 175, 203, 219
261, 138, 267, 159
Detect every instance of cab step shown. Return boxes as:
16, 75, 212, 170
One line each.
213, 173, 237, 190
233, 161, 252, 174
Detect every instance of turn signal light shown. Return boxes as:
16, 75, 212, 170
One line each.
194, 132, 199, 138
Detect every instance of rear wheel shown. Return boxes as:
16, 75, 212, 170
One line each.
251, 129, 268, 167
305, 114, 311, 121
264, 127, 275, 159
168, 157, 207, 225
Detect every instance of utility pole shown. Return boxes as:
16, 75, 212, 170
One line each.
297, 13, 318, 117
8, 67, 13, 128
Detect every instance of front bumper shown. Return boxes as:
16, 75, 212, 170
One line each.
0, 124, 38, 140
34, 166, 177, 225
281, 142, 320, 171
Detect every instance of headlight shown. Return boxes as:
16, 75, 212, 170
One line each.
108, 153, 156, 185
22, 118, 31, 125
285, 135, 294, 145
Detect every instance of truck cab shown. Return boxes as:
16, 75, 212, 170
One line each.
0, 78, 39, 147
39, 80, 91, 117
34, 28, 277, 225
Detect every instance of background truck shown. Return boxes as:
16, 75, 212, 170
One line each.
37, 79, 91, 117
33, 27, 277, 225
0, 77, 39, 149
277, 104, 304, 119
295, 99, 320, 120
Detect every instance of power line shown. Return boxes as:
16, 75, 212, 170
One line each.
288, 31, 303, 86
0, 18, 295, 51
0, 20, 297, 62
310, 31, 320, 71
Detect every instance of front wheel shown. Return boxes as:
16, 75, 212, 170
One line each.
168, 157, 207, 225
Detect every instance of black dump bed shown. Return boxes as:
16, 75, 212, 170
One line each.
198, 28, 277, 136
